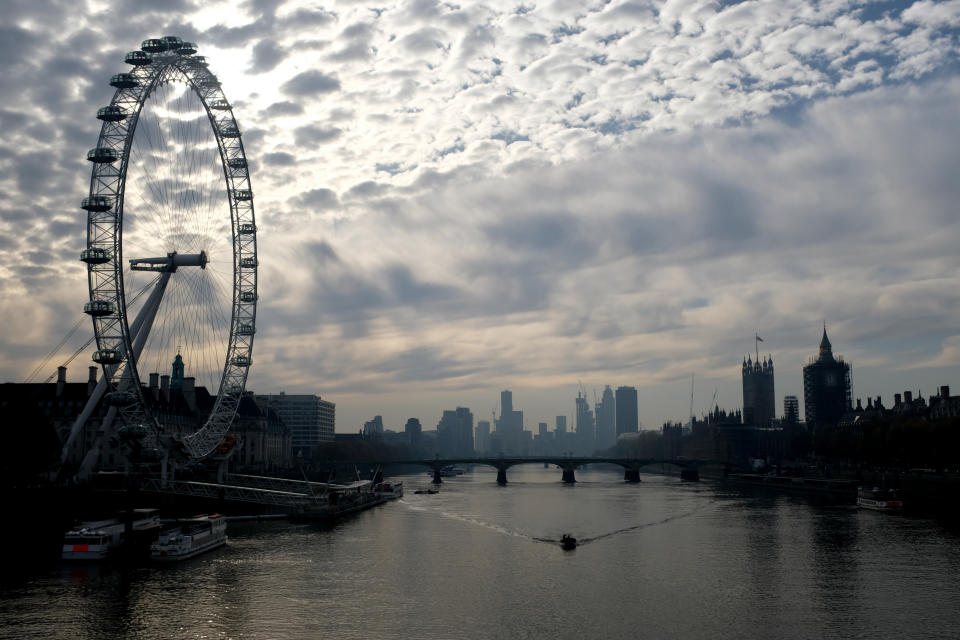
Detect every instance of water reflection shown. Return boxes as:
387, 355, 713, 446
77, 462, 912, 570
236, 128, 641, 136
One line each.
4, 469, 960, 639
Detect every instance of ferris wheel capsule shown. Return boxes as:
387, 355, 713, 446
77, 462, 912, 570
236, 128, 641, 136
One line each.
97, 106, 127, 122
83, 300, 116, 316
87, 147, 119, 163
124, 51, 152, 66
80, 248, 112, 264
141, 38, 168, 53
81, 195, 113, 212
110, 73, 138, 89
162, 36, 184, 50
92, 349, 123, 365
179, 42, 198, 55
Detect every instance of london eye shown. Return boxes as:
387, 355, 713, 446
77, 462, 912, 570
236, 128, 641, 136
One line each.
80, 36, 258, 462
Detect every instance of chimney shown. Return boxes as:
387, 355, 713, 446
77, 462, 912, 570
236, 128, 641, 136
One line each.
57, 366, 67, 397
894, 393, 902, 407
875, 396, 882, 410
855, 398, 862, 410
867, 398, 873, 410
87, 366, 97, 396
941, 385, 951, 399
904, 391, 913, 404
182, 377, 196, 411
149, 373, 159, 401
160, 374, 170, 402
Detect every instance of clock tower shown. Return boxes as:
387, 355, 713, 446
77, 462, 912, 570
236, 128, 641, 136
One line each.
802, 326, 852, 428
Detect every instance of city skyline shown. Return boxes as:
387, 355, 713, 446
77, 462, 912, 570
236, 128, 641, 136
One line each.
2, 1, 959, 434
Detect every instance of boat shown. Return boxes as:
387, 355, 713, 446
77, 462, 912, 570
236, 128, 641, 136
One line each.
857, 487, 903, 512
414, 488, 438, 495
151, 514, 227, 562
292, 480, 387, 520
374, 481, 404, 500
560, 534, 577, 550
62, 509, 161, 561
724, 473, 858, 499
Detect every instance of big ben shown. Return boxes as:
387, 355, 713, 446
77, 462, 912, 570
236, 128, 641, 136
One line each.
802, 326, 852, 428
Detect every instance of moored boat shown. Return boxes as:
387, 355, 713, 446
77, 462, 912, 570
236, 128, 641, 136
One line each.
292, 480, 387, 520
857, 487, 903, 512
62, 509, 160, 561
560, 534, 577, 550
151, 514, 227, 562
374, 481, 403, 500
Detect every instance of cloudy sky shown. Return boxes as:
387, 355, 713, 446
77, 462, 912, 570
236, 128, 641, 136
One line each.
2, 0, 959, 433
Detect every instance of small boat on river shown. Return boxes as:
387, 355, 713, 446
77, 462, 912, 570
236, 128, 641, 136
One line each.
560, 534, 577, 550
857, 487, 903, 512
151, 514, 227, 562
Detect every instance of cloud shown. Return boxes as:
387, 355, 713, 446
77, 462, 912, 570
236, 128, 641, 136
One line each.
281, 70, 341, 97
249, 39, 287, 73
2, 0, 960, 433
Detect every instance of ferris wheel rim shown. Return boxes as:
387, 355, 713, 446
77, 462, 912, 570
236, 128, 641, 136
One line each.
83, 38, 258, 460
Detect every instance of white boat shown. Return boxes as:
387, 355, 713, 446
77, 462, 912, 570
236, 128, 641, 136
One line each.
151, 514, 227, 562
857, 487, 903, 512
374, 481, 403, 500
62, 510, 161, 561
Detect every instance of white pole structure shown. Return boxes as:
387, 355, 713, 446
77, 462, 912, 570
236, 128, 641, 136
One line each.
65, 271, 172, 475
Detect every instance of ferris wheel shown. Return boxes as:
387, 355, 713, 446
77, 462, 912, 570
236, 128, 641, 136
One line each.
81, 36, 257, 461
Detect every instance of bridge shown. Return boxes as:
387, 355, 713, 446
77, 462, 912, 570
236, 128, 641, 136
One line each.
386, 456, 706, 485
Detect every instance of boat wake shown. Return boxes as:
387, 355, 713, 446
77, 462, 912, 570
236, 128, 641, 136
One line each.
534, 501, 711, 546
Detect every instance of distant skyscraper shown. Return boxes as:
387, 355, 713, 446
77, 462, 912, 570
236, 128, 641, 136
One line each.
476, 420, 490, 453
802, 326, 852, 428
496, 389, 523, 453
575, 392, 594, 453
783, 396, 799, 425
404, 418, 422, 446
595, 385, 616, 448
438, 407, 474, 456
742, 348, 776, 427
615, 386, 638, 436
555, 416, 567, 433
363, 415, 384, 438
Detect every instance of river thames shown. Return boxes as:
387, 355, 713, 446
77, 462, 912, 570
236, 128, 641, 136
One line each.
3, 466, 960, 639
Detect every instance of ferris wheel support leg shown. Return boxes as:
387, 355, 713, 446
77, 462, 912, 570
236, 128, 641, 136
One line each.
62, 273, 172, 476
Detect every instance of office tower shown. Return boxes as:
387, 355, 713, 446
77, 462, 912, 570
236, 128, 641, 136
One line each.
595, 385, 616, 448
405, 418, 422, 446
615, 386, 639, 436
259, 392, 335, 457
476, 420, 490, 453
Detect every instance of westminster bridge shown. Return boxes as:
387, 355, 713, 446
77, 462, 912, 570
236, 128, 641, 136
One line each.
384, 456, 707, 485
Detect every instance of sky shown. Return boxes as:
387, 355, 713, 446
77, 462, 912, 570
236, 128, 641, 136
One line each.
1, 0, 959, 434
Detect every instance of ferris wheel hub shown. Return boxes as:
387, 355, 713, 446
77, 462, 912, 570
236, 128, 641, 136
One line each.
129, 251, 208, 272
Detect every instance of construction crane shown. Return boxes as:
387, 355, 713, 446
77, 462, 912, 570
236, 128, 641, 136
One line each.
688, 373, 695, 426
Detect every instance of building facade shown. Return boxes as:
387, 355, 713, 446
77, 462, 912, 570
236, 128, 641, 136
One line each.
783, 395, 800, 425
742, 354, 776, 426
595, 385, 616, 449
258, 393, 335, 457
615, 386, 639, 436
802, 328, 851, 429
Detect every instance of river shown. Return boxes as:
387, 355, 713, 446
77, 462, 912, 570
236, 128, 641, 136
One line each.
3, 466, 960, 639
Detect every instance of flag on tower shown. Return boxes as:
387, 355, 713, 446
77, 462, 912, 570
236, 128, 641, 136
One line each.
756, 334, 763, 342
